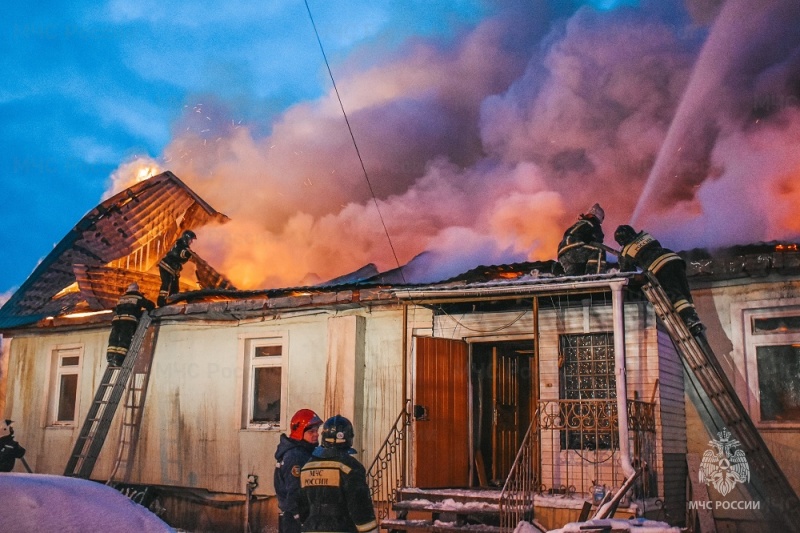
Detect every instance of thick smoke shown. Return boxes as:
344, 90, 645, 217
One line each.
110, 1, 800, 289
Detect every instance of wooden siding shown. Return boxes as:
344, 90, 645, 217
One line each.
432, 300, 670, 496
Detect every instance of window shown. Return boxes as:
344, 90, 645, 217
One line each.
745, 308, 800, 423
559, 332, 617, 449
244, 337, 286, 429
49, 346, 82, 426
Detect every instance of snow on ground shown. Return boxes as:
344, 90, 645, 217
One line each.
0, 473, 175, 532
547, 517, 679, 533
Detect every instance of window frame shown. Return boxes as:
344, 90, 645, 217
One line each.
47, 344, 84, 428
240, 333, 288, 431
558, 332, 617, 450
743, 305, 800, 428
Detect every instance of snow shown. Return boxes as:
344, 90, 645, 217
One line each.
547, 517, 679, 533
0, 473, 175, 532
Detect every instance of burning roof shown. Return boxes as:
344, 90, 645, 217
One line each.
0, 171, 231, 329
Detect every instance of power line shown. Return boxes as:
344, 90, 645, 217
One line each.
303, 1, 407, 284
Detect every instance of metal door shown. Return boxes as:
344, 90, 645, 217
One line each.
413, 336, 470, 487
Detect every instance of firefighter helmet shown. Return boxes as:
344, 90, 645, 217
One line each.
289, 409, 323, 440
320, 414, 356, 453
585, 203, 605, 224
127, 282, 140, 293
1, 419, 12, 437
614, 225, 638, 246
180, 230, 197, 243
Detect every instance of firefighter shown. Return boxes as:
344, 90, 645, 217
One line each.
614, 224, 705, 336
0, 420, 26, 472
158, 230, 196, 306
106, 282, 155, 367
299, 415, 378, 533
557, 203, 607, 275
275, 409, 323, 533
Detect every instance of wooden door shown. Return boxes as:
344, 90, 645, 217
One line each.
414, 336, 470, 488
492, 347, 519, 481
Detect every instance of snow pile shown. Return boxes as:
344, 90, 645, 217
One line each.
0, 473, 175, 532
548, 517, 679, 533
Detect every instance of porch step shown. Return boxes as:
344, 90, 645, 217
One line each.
381, 518, 502, 533
393, 499, 501, 516
388, 488, 511, 532
396, 487, 502, 506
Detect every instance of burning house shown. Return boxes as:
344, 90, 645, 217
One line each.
0, 173, 799, 533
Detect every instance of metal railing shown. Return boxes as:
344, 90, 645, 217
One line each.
499, 419, 537, 531
499, 398, 656, 530
367, 400, 411, 521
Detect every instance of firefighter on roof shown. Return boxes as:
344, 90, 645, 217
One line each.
614, 224, 705, 336
299, 415, 378, 533
557, 203, 607, 275
158, 230, 196, 306
275, 409, 323, 533
106, 282, 155, 367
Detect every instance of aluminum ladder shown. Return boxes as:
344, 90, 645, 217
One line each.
65, 312, 153, 479
640, 276, 800, 528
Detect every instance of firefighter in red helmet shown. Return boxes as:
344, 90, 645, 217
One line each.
274, 409, 323, 533
157, 230, 196, 306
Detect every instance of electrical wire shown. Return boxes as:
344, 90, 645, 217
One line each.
437, 306, 529, 334
303, 1, 407, 284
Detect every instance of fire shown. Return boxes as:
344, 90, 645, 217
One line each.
776, 243, 799, 252
103, 157, 163, 200
134, 164, 159, 183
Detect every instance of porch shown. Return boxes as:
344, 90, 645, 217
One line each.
368, 396, 660, 531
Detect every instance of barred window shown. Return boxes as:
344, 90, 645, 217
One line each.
559, 333, 617, 450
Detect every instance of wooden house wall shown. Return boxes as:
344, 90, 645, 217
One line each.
430, 299, 672, 496
2, 304, 408, 499
688, 279, 800, 500
656, 324, 687, 525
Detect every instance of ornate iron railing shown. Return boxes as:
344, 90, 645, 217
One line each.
499, 398, 656, 531
366, 400, 411, 521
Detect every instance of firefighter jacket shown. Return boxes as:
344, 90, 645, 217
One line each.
617, 231, 682, 275
0, 434, 25, 472
557, 216, 606, 275
274, 434, 316, 516
158, 239, 193, 276
111, 290, 155, 326
557, 216, 604, 258
299, 447, 378, 533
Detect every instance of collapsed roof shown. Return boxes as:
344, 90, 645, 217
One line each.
0, 171, 232, 329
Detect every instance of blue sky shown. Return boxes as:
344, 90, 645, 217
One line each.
3, 0, 800, 296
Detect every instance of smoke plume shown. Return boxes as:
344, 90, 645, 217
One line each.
109, 1, 800, 289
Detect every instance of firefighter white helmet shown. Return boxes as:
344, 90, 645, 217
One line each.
585, 203, 605, 223
1, 419, 12, 437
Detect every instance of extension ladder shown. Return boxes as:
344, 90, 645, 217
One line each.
65, 312, 152, 479
640, 277, 800, 527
